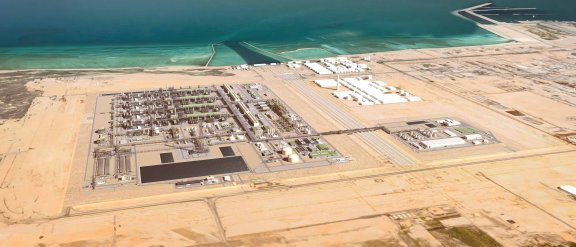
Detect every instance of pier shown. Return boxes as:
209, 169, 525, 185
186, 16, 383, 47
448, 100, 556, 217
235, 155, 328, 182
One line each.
205, 43, 217, 67
456, 3, 499, 25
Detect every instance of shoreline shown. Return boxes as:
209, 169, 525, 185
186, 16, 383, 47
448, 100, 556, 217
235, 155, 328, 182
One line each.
0, 10, 576, 74
0, 13, 575, 245
0, 39, 516, 73
0, 39, 527, 73
0, 5, 520, 72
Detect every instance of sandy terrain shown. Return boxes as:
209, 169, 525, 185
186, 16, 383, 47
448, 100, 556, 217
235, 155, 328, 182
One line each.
488, 91, 576, 131
0, 20, 575, 246
1, 151, 575, 246
0, 95, 84, 221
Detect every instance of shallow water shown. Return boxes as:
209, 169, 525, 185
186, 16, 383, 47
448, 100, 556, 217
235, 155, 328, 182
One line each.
0, 0, 574, 69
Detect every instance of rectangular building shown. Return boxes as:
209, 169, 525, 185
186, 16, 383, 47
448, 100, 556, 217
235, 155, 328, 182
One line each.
421, 137, 466, 149
559, 185, 576, 196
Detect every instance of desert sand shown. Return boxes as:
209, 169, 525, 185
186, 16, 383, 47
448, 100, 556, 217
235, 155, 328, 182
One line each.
0, 21, 575, 246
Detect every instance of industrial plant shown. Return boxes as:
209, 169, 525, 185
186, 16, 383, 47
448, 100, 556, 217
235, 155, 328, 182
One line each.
87, 83, 343, 188
383, 118, 498, 151
317, 76, 422, 105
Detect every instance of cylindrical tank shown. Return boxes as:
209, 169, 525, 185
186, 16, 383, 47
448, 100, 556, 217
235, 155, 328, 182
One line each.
282, 147, 293, 155
288, 154, 300, 163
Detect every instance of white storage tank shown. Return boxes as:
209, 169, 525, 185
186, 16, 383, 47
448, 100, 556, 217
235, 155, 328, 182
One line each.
282, 147, 293, 155
288, 154, 300, 163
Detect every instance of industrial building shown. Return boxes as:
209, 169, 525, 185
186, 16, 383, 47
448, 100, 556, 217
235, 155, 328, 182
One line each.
559, 185, 576, 196
383, 118, 498, 152
421, 138, 467, 149
327, 76, 422, 105
314, 79, 339, 88
86, 83, 343, 188
305, 62, 333, 75
304, 57, 369, 75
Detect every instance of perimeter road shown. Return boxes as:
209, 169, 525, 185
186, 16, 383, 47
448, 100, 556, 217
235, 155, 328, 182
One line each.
280, 73, 416, 165
64, 148, 576, 218
207, 198, 230, 247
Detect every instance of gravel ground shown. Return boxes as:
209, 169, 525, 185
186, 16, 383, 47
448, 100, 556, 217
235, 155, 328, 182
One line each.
0, 68, 233, 119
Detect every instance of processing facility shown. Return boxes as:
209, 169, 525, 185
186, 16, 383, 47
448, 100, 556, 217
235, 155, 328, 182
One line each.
383, 118, 498, 152
86, 83, 343, 188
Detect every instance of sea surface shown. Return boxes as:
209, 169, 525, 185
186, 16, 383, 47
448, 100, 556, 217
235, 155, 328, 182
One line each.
0, 0, 574, 69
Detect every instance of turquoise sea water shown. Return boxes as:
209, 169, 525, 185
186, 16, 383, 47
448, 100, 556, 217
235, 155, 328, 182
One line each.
0, 0, 574, 69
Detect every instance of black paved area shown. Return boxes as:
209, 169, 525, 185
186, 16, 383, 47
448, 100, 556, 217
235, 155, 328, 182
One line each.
407, 121, 427, 125
219, 146, 235, 157
160, 153, 174, 163
140, 156, 249, 183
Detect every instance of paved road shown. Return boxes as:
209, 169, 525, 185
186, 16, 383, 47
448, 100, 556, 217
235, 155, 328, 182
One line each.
65, 148, 576, 218
280, 73, 416, 165
59, 148, 575, 247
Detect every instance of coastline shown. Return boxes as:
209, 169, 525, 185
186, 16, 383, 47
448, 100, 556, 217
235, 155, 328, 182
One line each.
0, 34, 509, 71
0, 5, 513, 71
0, 3, 573, 72
0, 13, 575, 245
0, 40, 512, 73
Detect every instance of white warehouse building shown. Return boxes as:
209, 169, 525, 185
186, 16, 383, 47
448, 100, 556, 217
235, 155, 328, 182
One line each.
314, 79, 338, 88
559, 185, 576, 196
421, 137, 466, 149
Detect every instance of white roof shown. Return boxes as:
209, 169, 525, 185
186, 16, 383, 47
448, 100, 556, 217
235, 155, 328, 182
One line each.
464, 134, 483, 140
373, 80, 387, 86
333, 77, 421, 106
314, 79, 338, 88
374, 94, 407, 104
421, 138, 466, 149
304, 62, 333, 75
559, 185, 576, 195
407, 96, 422, 102
343, 77, 360, 83
332, 91, 353, 98
438, 119, 462, 126
324, 57, 337, 63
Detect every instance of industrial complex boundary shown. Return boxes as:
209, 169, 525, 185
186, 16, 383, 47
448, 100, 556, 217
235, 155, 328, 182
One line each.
64, 148, 576, 219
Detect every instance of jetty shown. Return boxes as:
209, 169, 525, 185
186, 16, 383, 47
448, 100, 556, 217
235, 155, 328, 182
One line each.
455, 3, 543, 44
204, 43, 217, 67
457, 3, 499, 25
